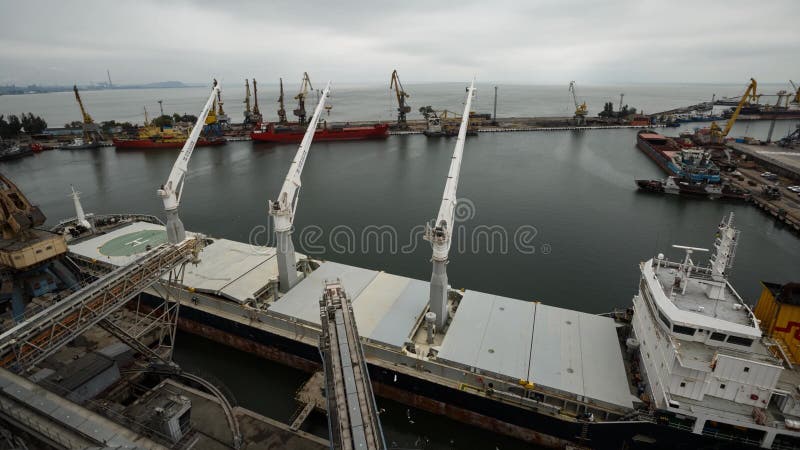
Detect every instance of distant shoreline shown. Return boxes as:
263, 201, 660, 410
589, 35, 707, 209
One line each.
0, 81, 201, 96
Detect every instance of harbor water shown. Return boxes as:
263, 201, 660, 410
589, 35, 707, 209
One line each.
2, 85, 800, 448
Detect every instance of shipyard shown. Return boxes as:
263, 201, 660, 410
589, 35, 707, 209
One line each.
2, 2, 800, 450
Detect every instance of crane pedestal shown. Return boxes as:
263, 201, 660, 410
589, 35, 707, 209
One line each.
164, 209, 186, 244
429, 259, 449, 329
276, 229, 298, 292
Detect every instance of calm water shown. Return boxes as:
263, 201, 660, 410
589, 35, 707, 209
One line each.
2, 85, 800, 449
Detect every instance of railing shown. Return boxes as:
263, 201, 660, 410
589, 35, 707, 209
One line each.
0, 238, 200, 372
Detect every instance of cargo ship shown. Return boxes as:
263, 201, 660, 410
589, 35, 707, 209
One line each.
51, 202, 800, 449
635, 176, 750, 200
112, 136, 225, 149
251, 122, 389, 143
637, 130, 721, 183
723, 104, 800, 120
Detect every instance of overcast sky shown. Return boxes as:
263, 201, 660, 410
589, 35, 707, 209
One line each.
1, 0, 798, 86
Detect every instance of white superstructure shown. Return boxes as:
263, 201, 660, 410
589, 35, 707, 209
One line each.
632, 213, 800, 448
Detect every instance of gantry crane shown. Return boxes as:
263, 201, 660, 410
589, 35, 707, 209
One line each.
568, 81, 588, 124
791, 80, 799, 104
270, 82, 331, 291
72, 85, 105, 143
277, 78, 288, 125
389, 70, 411, 126
424, 80, 475, 328
710, 78, 757, 143
157, 81, 220, 244
293, 72, 313, 125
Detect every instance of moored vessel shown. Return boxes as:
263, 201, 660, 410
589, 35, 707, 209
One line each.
251, 122, 389, 143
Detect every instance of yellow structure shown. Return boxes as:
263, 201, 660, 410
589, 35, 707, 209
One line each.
754, 281, 800, 363
709, 78, 757, 143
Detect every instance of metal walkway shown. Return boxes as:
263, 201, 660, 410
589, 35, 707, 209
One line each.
318, 280, 386, 450
0, 238, 200, 372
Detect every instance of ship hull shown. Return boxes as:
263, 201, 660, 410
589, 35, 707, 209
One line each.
139, 292, 747, 449
251, 123, 389, 143
112, 137, 226, 149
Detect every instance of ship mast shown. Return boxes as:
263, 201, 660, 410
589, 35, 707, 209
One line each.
157, 81, 220, 244
270, 81, 331, 291
424, 79, 475, 328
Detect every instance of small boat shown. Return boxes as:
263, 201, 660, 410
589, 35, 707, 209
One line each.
251, 122, 389, 143
60, 137, 102, 150
635, 176, 749, 200
0, 145, 33, 161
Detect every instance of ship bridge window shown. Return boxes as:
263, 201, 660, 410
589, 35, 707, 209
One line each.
726, 335, 754, 347
672, 325, 696, 336
710, 332, 726, 341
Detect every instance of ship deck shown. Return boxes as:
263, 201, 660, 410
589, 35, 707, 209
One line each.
68, 221, 636, 411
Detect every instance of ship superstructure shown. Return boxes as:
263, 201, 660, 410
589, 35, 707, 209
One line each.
631, 213, 800, 448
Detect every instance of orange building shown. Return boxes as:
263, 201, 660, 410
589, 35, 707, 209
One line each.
754, 282, 800, 363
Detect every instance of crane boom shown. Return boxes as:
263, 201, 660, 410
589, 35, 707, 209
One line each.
293, 72, 313, 124
244, 79, 252, 115
568, 81, 588, 118
157, 82, 220, 244
270, 81, 331, 291
425, 80, 475, 328
277, 78, 287, 124
253, 79, 261, 116
711, 78, 757, 141
390, 70, 411, 124
73, 86, 94, 124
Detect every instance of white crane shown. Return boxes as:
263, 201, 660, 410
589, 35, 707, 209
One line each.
424, 80, 475, 328
157, 81, 220, 244
270, 81, 332, 291
70, 185, 92, 230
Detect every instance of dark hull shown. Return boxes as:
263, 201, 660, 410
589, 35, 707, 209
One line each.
139, 292, 755, 449
251, 124, 389, 143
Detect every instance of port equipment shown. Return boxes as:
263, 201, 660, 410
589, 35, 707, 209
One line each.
294, 72, 313, 125
243, 79, 252, 122
389, 70, 411, 126
252, 78, 262, 123
710, 78, 757, 143
569, 81, 588, 124
424, 80, 475, 328
72, 85, 106, 143
157, 82, 220, 244
278, 78, 288, 124
318, 281, 386, 450
0, 237, 201, 373
270, 82, 331, 292
790, 80, 799, 104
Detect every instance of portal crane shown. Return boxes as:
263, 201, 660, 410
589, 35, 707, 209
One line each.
270, 81, 331, 291
791, 80, 799, 104
157, 81, 220, 244
72, 85, 105, 143
244, 79, 252, 123
568, 81, 588, 123
710, 78, 757, 143
277, 78, 288, 124
389, 70, 411, 126
424, 80, 475, 328
293, 72, 313, 125
252, 78, 261, 122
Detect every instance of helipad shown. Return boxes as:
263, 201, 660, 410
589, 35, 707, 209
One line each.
98, 229, 167, 257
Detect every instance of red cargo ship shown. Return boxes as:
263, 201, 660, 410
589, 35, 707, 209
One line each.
251, 122, 389, 143
112, 137, 226, 149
